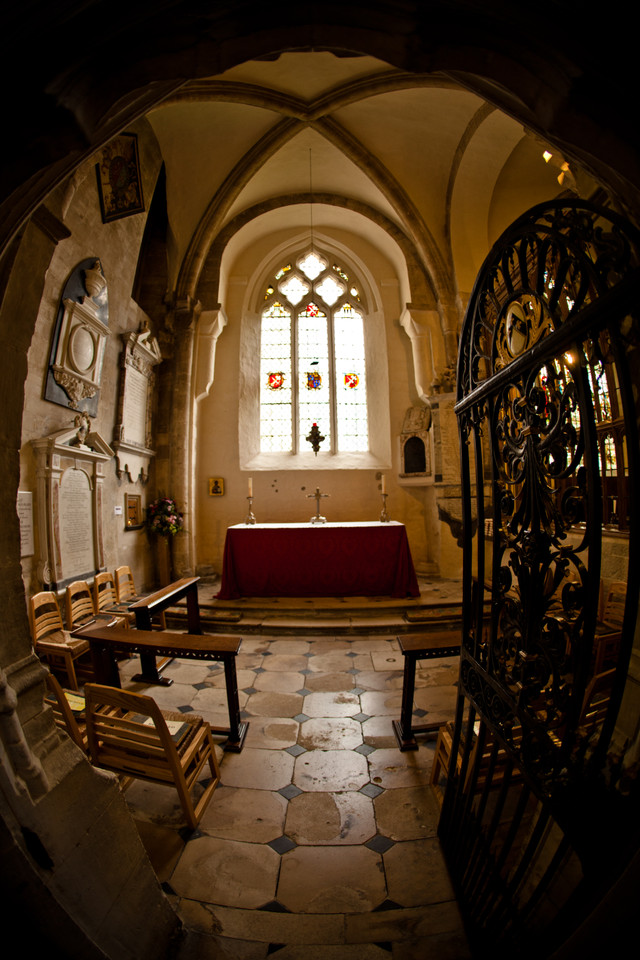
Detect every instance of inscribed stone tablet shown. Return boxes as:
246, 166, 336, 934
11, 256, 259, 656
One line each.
59, 468, 95, 579
123, 364, 148, 446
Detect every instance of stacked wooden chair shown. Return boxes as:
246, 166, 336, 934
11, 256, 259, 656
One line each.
84, 683, 221, 829
29, 591, 94, 690
93, 570, 135, 625
114, 565, 166, 629
44, 671, 88, 753
593, 580, 626, 673
66, 579, 98, 630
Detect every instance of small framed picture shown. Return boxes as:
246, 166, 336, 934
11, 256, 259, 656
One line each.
95, 133, 145, 223
209, 477, 224, 496
125, 493, 143, 529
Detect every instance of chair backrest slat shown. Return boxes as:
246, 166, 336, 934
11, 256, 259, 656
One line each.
66, 580, 96, 628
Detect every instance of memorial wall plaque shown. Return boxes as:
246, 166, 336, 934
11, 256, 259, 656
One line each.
31, 424, 114, 589
45, 258, 110, 415
59, 468, 95, 580
17, 491, 34, 557
113, 324, 162, 484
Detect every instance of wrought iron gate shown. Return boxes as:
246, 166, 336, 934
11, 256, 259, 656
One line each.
439, 200, 640, 958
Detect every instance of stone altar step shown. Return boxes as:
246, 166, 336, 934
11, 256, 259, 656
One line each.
162, 577, 464, 637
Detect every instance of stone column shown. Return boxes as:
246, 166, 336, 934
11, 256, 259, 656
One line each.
399, 305, 444, 401
167, 297, 200, 577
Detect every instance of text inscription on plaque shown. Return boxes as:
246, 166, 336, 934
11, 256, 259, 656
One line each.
59, 468, 95, 579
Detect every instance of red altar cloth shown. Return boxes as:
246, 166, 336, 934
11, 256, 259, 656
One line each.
217, 521, 420, 600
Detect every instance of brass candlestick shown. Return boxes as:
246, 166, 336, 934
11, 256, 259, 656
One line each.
244, 496, 256, 524
379, 493, 390, 522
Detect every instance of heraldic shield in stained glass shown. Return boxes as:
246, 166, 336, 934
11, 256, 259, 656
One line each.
267, 372, 285, 390
344, 373, 359, 389
306, 371, 322, 389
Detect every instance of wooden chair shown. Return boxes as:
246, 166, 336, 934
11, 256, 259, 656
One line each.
29, 591, 93, 690
66, 579, 97, 630
593, 580, 626, 673
114, 565, 166, 629
84, 683, 221, 830
44, 671, 88, 752
94, 571, 134, 625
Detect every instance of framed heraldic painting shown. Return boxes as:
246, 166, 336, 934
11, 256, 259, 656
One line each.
95, 133, 144, 223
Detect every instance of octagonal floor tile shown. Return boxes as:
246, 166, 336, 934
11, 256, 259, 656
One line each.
277, 845, 386, 913
293, 749, 369, 792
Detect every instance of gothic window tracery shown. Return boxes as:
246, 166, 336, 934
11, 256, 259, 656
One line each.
259, 249, 369, 455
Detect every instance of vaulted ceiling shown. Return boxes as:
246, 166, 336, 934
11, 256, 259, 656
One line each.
145, 50, 588, 312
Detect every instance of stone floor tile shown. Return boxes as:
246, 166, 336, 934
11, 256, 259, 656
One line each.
359, 689, 403, 717
236, 653, 269, 671
303, 671, 355, 693
306, 652, 373, 673
260, 654, 311, 672
199, 786, 287, 842
173, 928, 270, 960
244, 717, 299, 749
284, 791, 376, 845
383, 838, 456, 907
307, 638, 355, 654
361, 715, 397, 747
221, 747, 295, 790
293, 749, 369, 792
266, 639, 311, 655
270, 946, 390, 959
371, 651, 404, 671
367, 747, 433, 790
374, 785, 440, 841
133, 818, 186, 881
245, 690, 304, 718
195, 903, 345, 946
161, 658, 221, 684
277, 846, 386, 913
253, 670, 306, 694
297, 716, 363, 751
170, 836, 280, 908
301, 690, 362, 718
353, 670, 404, 692
344, 902, 470, 948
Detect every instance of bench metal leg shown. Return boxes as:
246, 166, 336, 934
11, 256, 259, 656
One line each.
207, 656, 249, 752
393, 652, 449, 751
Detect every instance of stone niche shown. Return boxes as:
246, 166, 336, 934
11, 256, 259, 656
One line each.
31, 415, 114, 589
398, 405, 433, 485
112, 323, 162, 483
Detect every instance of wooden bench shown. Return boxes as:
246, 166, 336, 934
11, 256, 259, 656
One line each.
73, 621, 248, 752
127, 576, 201, 683
392, 630, 462, 751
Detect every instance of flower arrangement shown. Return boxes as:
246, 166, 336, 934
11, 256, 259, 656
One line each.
146, 497, 184, 537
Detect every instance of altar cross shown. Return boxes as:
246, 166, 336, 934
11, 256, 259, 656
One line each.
307, 486, 329, 523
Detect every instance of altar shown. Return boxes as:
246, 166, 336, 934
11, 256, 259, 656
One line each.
217, 521, 420, 600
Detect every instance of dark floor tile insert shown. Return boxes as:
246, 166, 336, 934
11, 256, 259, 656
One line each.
366, 835, 395, 853
260, 901, 291, 913
268, 835, 297, 854
359, 783, 384, 799
373, 899, 403, 912
278, 784, 303, 800
285, 744, 306, 756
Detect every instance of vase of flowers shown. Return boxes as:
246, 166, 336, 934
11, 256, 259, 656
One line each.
146, 497, 184, 584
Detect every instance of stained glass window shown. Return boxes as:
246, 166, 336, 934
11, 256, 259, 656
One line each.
260, 302, 293, 452
259, 249, 369, 454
